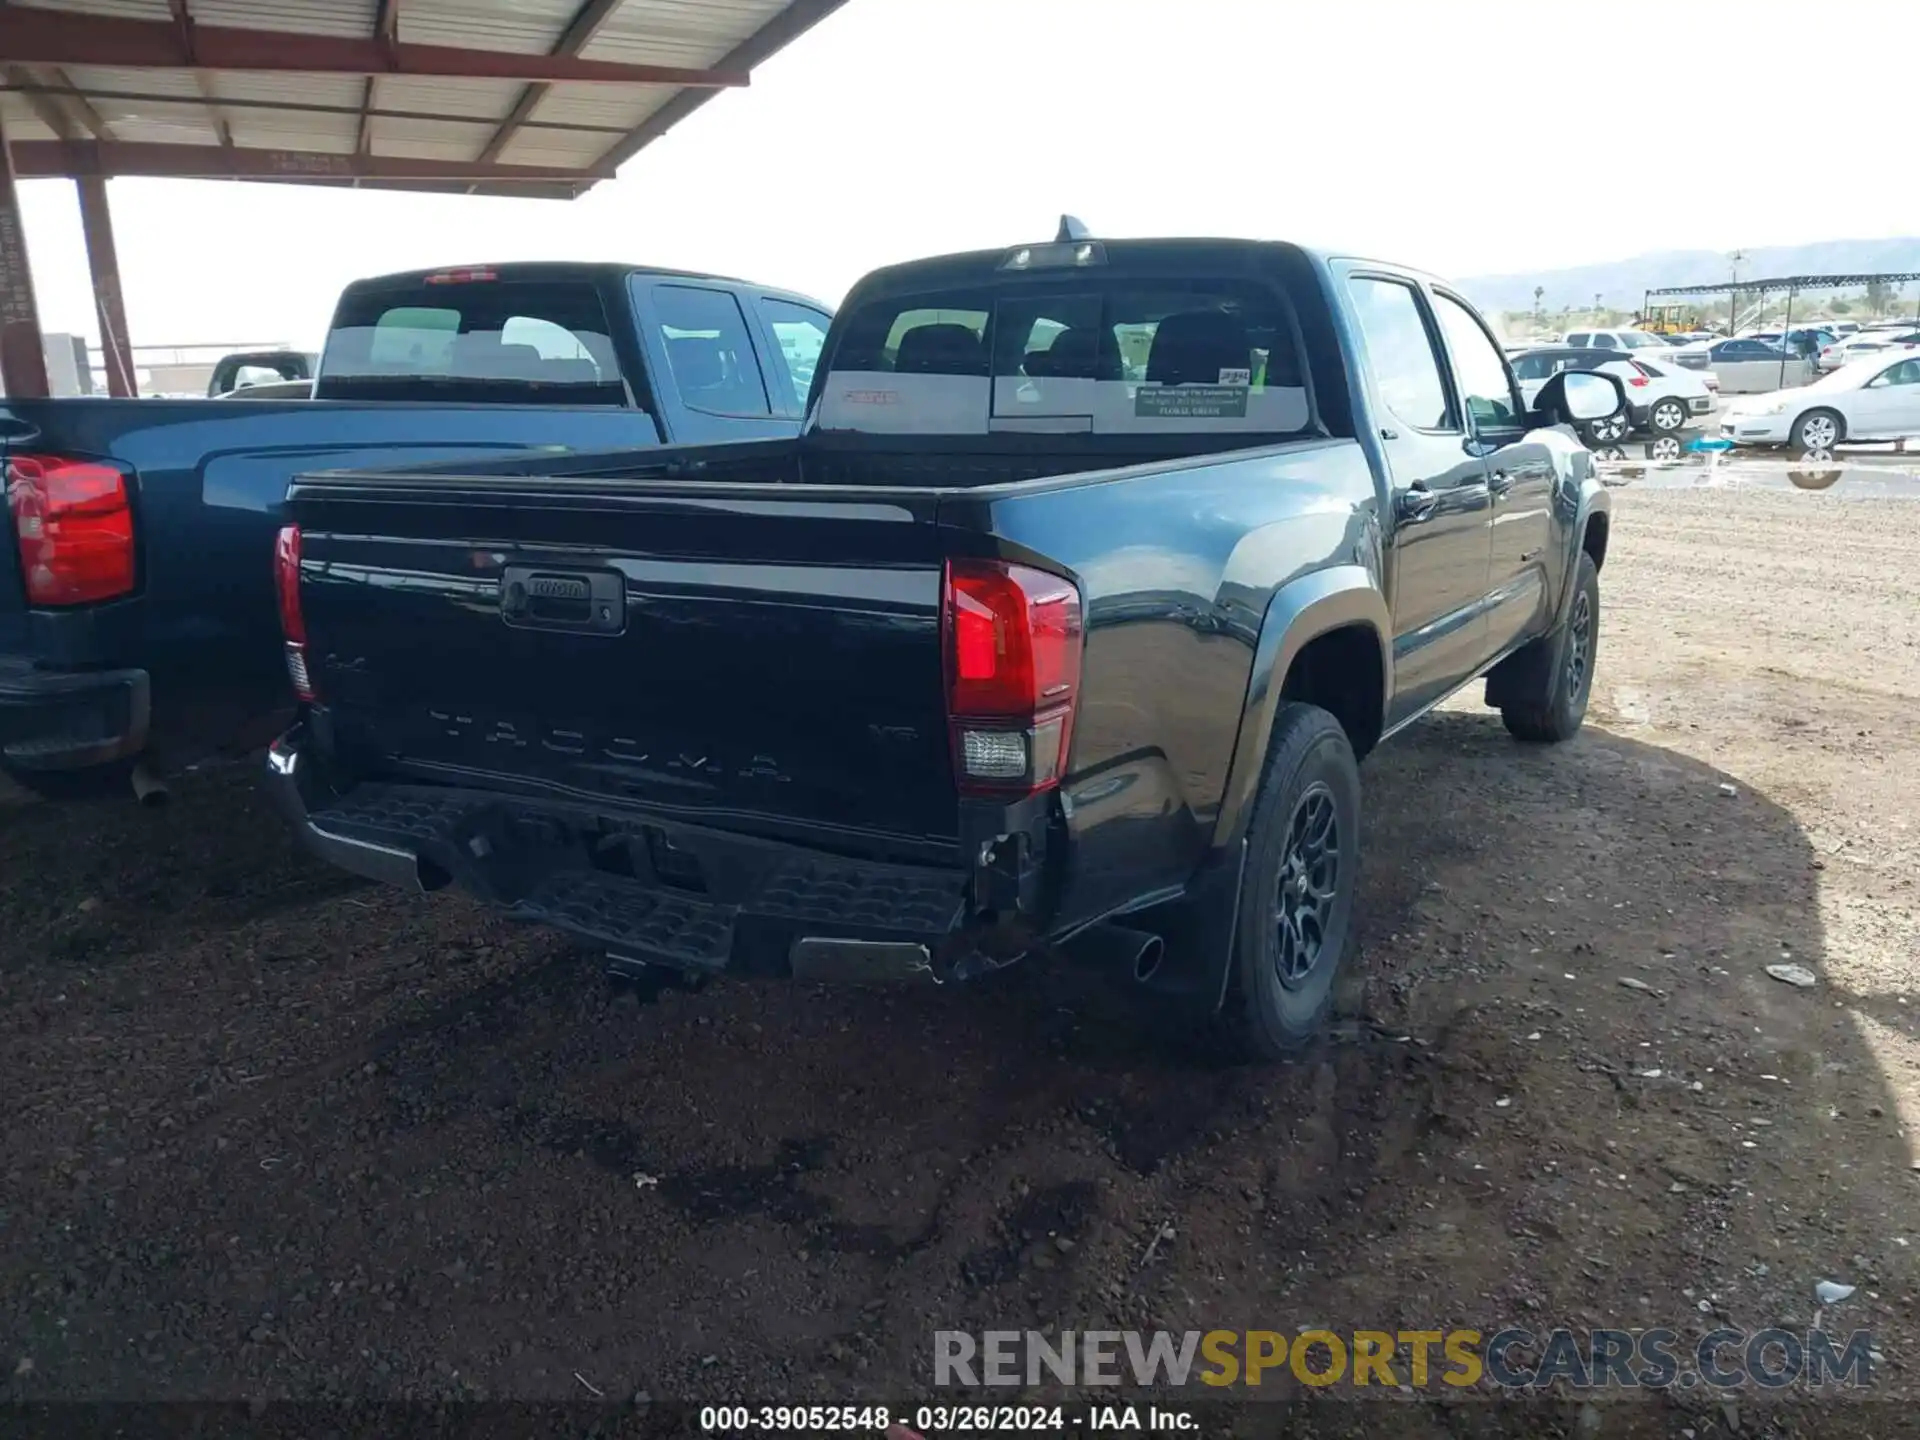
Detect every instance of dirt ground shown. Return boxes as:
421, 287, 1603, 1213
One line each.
2, 488, 1916, 1439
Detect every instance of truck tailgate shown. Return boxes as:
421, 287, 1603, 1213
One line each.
289, 473, 965, 852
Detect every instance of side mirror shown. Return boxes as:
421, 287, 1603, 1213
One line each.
1534, 368, 1626, 426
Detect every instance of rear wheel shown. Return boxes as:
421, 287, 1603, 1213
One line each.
1648, 397, 1688, 434
1217, 703, 1361, 1062
1500, 552, 1599, 744
1646, 434, 1684, 461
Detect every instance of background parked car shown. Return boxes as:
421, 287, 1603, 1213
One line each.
1722, 353, 1920, 450
1511, 348, 1715, 434
1816, 329, 1920, 372
1672, 337, 1813, 391
1562, 328, 1682, 360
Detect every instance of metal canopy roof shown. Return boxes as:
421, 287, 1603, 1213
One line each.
0, 0, 847, 198
1649, 271, 1920, 297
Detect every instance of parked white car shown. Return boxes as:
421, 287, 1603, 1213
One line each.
1562, 328, 1682, 361
1815, 328, 1920, 372
1510, 348, 1715, 434
1721, 353, 1920, 450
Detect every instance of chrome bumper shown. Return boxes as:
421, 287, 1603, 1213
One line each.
265, 725, 439, 892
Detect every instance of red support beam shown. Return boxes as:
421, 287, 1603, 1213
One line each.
355, 0, 399, 156
9, 139, 613, 184
0, 117, 52, 400
75, 177, 137, 398
169, 0, 236, 146
0, 8, 749, 87
477, 0, 624, 164
48, 71, 115, 141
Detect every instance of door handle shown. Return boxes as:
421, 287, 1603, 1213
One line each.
1395, 484, 1440, 523
500, 566, 626, 635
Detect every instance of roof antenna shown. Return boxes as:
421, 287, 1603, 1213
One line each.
1055, 215, 1091, 243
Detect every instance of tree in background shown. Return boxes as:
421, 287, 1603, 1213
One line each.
1866, 279, 1893, 316
1533, 286, 1545, 325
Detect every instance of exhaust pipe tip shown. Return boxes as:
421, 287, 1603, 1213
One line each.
130, 761, 169, 808
1131, 934, 1166, 985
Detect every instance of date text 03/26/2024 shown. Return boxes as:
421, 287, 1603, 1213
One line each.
696, 1405, 1196, 1433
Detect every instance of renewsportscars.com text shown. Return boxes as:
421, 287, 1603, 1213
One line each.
934, 1328, 1878, 1391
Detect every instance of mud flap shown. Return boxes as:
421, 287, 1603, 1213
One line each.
1484, 634, 1555, 711
1128, 838, 1247, 1014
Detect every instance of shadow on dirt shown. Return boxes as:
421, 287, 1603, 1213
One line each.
0, 710, 1911, 1429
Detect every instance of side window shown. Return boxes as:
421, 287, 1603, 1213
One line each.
1433, 292, 1522, 429
1345, 277, 1454, 431
1510, 353, 1549, 381
1591, 333, 1620, 350
1875, 358, 1920, 386
1565, 333, 1590, 347
760, 298, 831, 410
652, 284, 770, 417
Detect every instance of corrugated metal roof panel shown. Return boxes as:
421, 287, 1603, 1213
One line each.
375, 77, 522, 121
109, 114, 225, 146
396, 0, 576, 55
0, 95, 64, 143
228, 110, 356, 151
583, 0, 788, 66
209, 73, 363, 110
525, 83, 677, 130
64, 66, 203, 101
86, 95, 216, 137
190, 0, 378, 39
11, 0, 172, 20
373, 132, 495, 163
4, 0, 845, 192
368, 114, 492, 152
493, 128, 621, 170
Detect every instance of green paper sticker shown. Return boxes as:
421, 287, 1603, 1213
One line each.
1134, 385, 1249, 419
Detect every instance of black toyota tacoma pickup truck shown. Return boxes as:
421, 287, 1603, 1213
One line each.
266, 230, 1624, 1059
0, 261, 830, 800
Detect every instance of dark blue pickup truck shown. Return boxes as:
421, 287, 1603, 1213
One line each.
0, 261, 831, 799
267, 231, 1626, 1061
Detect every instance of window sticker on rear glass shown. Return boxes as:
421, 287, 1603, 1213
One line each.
1218, 367, 1251, 386
1134, 385, 1250, 419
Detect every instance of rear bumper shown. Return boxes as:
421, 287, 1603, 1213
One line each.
265, 724, 983, 981
0, 656, 150, 771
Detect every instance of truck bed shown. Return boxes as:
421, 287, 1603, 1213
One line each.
279, 430, 1378, 975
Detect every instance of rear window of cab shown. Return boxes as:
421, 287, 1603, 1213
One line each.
817, 275, 1311, 436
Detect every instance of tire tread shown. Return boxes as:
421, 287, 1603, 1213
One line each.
1213, 702, 1361, 1064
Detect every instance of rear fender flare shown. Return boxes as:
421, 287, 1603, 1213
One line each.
1554, 480, 1611, 626
1210, 564, 1390, 853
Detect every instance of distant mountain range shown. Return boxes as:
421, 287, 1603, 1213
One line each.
1460, 238, 1920, 316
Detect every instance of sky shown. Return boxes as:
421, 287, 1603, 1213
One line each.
13, 0, 1919, 349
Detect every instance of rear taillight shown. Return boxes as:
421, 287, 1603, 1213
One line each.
274, 523, 316, 702
942, 559, 1083, 798
5, 453, 136, 607
1627, 376, 1650, 387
